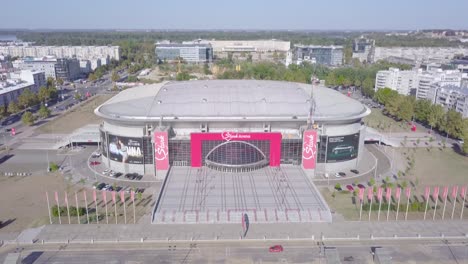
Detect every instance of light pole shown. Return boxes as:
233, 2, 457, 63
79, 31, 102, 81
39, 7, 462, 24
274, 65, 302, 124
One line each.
46, 150, 50, 172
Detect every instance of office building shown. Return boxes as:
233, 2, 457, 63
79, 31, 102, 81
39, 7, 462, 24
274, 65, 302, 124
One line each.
155, 44, 213, 63
79, 60, 92, 74
55, 58, 80, 82
294, 45, 343, 66
352, 37, 375, 63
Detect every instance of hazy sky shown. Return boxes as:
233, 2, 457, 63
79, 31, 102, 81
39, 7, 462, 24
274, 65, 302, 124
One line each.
2, 0, 468, 30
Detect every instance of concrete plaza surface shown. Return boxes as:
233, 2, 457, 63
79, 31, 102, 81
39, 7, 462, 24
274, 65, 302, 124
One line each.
17, 220, 468, 244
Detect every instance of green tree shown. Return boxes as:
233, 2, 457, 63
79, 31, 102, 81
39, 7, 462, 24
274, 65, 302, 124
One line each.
386, 94, 403, 117
0, 106, 7, 119
56, 78, 64, 86
375, 87, 398, 106
444, 110, 464, 139
362, 77, 375, 97
21, 111, 35, 126
46, 77, 55, 88
17, 89, 38, 109
397, 96, 415, 122
38, 105, 51, 118
7, 101, 20, 114
88, 73, 97, 81
38, 86, 49, 102
74, 93, 82, 101
427, 104, 445, 131
111, 70, 120, 82
414, 99, 432, 123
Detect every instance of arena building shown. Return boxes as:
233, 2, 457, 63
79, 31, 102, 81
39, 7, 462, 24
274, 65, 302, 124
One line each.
95, 80, 370, 224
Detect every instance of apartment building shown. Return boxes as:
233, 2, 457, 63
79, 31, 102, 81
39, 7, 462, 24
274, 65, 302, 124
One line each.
375, 68, 418, 95
0, 45, 120, 61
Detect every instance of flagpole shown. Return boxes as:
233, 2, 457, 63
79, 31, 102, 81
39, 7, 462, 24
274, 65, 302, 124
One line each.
46, 192, 52, 224
359, 199, 363, 221
396, 191, 401, 221
65, 192, 71, 224
386, 196, 391, 221
461, 190, 466, 220
424, 194, 429, 220
104, 193, 109, 224
377, 197, 382, 221
95, 194, 99, 224
368, 196, 373, 221
405, 194, 410, 221
123, 200, 127, 224
75, 192, 80, 224
84, 191, 89, 224
442, 193, 448, 220
56, 192, 61, 224
133, 198, 136, 224
451, 190, 458, 220
114, 199, 118, 224
433, 195, 438, 221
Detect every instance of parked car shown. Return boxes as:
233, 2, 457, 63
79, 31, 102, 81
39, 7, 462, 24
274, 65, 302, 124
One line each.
335, 172, 346, 178
350, 169, 359, 174
346, 185, 354, 191
357, 184, 366, 189
269, 245, 284, 253
94, 183, 106, 190
103, 169, 110, 175
91, 152, 101, 158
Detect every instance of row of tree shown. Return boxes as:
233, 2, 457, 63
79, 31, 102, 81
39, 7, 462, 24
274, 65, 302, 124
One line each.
374, 88, 468, 152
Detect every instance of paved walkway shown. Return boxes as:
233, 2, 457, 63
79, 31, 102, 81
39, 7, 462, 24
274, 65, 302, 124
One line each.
9, 220, 467, 244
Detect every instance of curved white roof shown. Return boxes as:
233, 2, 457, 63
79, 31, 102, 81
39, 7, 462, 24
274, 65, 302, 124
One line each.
95, 80, 370, 122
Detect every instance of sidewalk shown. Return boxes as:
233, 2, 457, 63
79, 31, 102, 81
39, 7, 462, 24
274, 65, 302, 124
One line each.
18, 220, 468, 244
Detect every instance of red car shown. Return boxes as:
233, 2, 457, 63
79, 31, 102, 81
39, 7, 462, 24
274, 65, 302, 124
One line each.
90, 161, 101, 166
346, 185, 354, 191
269, 245, 283, 253
357, 184, 366, 189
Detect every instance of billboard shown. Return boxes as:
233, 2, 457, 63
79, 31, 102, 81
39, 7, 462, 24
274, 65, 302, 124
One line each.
326, 133, 360, 163
154, 131, 169, 170
100, 130, 108, 157
108, 135, 144, 164
302, 129, 318, 169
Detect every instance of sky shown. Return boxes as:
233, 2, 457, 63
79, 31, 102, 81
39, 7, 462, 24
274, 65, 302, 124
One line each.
2, 0, 468, 30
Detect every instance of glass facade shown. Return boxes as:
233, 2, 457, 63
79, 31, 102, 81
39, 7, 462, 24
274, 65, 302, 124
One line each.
168, 140, 191, 166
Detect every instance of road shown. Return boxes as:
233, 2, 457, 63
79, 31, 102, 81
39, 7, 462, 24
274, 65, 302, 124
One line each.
2, 238, 468, 264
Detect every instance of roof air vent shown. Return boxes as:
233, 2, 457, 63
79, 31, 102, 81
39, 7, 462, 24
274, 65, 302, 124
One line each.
202, 98, 208, 103
163, 88, 168, 92
157, 100, 162, 104
262, 98, 267, 103
292, 116, 298, 119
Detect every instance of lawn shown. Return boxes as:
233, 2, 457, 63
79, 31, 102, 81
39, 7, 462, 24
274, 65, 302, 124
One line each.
38, 94, 113, 134
364, 108, 411, 133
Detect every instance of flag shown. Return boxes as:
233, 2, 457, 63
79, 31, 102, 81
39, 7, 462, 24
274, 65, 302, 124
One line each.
405, 187, 411, 198
120, 191, 125, 203
424, 186, 430, 200
64, 192, 68, 206
93, 189, 97, 203
396, 188, 401, 200
358, 188, 364, 202
131, 190, 135, 202
433, 186, 440, 200
461, 186, 467, 198
386, 187, 392, 202
54, 191, 59, 203
102, 191, 107, 203
377, 187, 383, 201
442, 186, 449, 199
452, 186, 459, 199
367, 187, 373, 201
112, 191, 116, 204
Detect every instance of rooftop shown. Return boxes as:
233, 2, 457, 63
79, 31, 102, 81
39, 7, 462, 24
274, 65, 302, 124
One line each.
96, 80, 370, 122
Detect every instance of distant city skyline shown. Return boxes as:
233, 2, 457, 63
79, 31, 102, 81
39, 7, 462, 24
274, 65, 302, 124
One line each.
1, 0, 468, 30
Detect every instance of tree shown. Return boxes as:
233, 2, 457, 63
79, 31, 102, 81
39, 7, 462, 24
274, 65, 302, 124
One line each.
74, 93, 82, 101
46, 77, 55, 88
88, 73, 97, 81
414, 99, 432, 123
375, 87, 398, 106
38, 86, 49, 102
111, 70, 120, 82
386, 94, 403, 117
0, 106, 7, 119
427, 104, 445, 131
56, 78, 64, 86
38, 105, 51, 118
7, 101, 20, 114
17, 89, 38, 109
397, 96, 415, 122
444, 110, 464, 139
21, 111, 35, 126
362, 77, 375, 97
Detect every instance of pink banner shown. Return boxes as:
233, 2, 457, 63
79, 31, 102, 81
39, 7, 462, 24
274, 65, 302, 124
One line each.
377, 187, 383, 201
54, 191, 59, 203
154, 131, 169, 170
461, 186, 467, 198
442, 186, 449, 199
433, 186, 439, 200
424, 186, 430, 200
102, 191, 107, 203
367, 187, 373, 201
358, 188, 364, 201
112, 191, 116, 204
93, 190, 97, 203
385, 187, 391, 201
405, 187, 411, 198
302, 130, 318, 170
131, 191, 135, 202
396, 187, 401, 200
452, 186, 458, 199
120, 191, 125, 203
64, 192, 68, 206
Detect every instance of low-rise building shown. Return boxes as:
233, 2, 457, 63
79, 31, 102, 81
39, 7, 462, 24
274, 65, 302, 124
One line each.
294, 45, 343, 66
352, 37, 375, 63
427, 84, 468, 117
155, 43, 213, 63
8, 70, 46, 92
13, 57, 57, 79
0, 80, 34, 107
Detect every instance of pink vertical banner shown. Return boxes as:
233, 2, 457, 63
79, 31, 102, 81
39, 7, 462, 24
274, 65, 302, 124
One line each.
385, 187, 392, 201
54, 191, 59, 203
102, 191, 107, 203
460, 186, 467, 198
120, 191, 125, 203
452, 186, 458, 199
302, 129, 318, 169
442, 186, 449, 199
433, 186, 440, 200
405, 187, 411, 198
396, 188, 401, 200
112, 191, 116, 204
358, 188, 364, 202
154, 131, 169, 170
424, 186, 430, 201
367, 187, 373, 201
377, 187, 383, 201
131, 191, 135, 202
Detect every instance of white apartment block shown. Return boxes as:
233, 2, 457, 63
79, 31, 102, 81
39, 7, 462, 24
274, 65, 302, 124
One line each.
8, 70, 46, 92
0, 80, 34, 107
0, 46, 120, 61
375, 68, 418, 95
426, 84, 468, 117
374, 47, 468, 64
416, 69, 467, 100
13, 58, 57, 79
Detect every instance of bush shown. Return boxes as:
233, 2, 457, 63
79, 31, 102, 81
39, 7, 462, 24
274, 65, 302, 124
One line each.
51, 205, 86, 217
49, 162, 59, 172
334, 183, 342, 191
